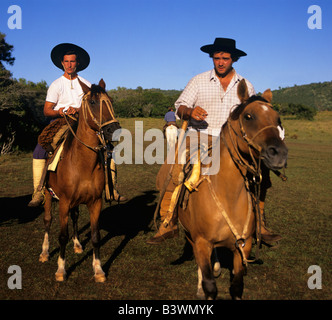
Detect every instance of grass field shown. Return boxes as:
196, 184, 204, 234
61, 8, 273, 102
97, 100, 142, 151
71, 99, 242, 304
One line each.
0, 112, 331, 301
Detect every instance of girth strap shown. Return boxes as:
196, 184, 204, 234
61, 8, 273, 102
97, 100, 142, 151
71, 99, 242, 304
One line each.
206, 176, 253, 266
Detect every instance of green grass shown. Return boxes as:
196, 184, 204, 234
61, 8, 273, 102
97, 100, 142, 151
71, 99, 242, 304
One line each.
0, 112, 331, 300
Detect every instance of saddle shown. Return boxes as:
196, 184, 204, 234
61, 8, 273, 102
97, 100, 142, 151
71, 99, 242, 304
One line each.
35, 117, 78, 199
38, 115, 117, 202
161, 138, 216, 227
38, 116, 78, 154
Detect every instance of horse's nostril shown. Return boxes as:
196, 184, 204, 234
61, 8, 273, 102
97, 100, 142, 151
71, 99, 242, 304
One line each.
268, 146, 278, 157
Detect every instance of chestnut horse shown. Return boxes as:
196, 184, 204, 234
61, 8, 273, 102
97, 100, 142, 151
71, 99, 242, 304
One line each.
177, 79, 288, 299
39, 79, 121, 282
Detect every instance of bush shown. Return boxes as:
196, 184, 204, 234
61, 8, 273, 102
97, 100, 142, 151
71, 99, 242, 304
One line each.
273, 103, 317, 120
289, 103, 317, 120
110, 87, 179, 118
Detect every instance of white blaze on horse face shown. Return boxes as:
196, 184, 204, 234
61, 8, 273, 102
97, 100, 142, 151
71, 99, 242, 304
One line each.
278, 126, 285, 140
258, 104, 285, 140
259, 104, 285, 140
261, 104, 270, 112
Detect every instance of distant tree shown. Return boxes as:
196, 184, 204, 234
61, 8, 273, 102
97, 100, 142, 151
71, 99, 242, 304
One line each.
0, 34, 47, 153
274, 102, 317, 120
0, 32, 15, 69
272, 81, 332, 111
108, 87, 180, 118
288, 103, 317, 120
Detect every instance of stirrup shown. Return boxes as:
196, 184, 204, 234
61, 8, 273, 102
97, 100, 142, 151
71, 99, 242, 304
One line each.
163, 184, 182, 228
184, 160, 201, 192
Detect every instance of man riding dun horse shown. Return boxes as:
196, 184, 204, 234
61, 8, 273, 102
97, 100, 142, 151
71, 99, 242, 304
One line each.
147, 38, 283, 245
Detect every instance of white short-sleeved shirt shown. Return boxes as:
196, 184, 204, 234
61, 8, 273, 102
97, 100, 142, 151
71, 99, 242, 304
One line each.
46, 75, 91, 111
175, 69, 256, 136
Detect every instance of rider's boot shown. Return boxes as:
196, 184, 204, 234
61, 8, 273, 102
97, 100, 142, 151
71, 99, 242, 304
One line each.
259, 201, 282, 244
28, 159, 46, 207
146, 189, 179, 245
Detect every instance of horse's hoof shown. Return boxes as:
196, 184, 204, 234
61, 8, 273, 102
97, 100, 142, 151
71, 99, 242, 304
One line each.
94, 273, 106, 283
74, 245, 83, 254
39, 253, 49, 263
213, 268, 221, 278
55, 271, 66, 282
196, 288, 205, 300
73, 238, 83, 253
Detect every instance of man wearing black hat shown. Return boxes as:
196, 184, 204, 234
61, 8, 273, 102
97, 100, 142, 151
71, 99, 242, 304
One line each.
176, 38, 254, 133
28, 43, 91, 207
44, 43, 91, 118
147, 38, 281, 245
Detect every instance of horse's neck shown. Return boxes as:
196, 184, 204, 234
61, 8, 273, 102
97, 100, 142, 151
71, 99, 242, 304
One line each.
213, 129, 248, 195
71, 119, 100, 164
205, 136, 248, 218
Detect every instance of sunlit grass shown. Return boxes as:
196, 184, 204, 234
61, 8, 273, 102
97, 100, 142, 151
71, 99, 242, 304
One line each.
0, 112, 331, 300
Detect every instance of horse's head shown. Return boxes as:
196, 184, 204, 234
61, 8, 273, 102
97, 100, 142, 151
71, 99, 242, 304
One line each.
80, 79, 121, 142
228, 79, 288, 171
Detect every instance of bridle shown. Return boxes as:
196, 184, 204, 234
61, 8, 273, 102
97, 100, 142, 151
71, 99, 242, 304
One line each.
81, 91, 119, 135
64, 90, 119, 153
217, 101, 281, 263
224, 101, 279, 181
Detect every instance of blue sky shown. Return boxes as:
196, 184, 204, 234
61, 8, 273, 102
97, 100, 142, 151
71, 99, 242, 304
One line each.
0, 0, 331, 93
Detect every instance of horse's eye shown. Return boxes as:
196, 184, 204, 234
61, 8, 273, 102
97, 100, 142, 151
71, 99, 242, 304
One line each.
244, 113, 253, 120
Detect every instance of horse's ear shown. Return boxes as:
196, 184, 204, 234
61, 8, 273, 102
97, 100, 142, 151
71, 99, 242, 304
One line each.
99, 79, 106, 90
237, 79, 249, 103
78, 78, 90, 94
262, 89, 272, 103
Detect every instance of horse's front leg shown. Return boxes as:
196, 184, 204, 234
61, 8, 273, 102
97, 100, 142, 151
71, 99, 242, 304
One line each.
88, 199, 106, 283
197, 247, 222, 298
193, 238, 216, 300
39, 191, 53, 263
55, 201, 70, 282
70, 206, 83, 254
197, 267, 204, 299
230, 238, 252, 300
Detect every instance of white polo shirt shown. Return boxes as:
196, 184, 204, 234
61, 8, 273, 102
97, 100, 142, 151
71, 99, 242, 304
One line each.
46, 75, 91, 111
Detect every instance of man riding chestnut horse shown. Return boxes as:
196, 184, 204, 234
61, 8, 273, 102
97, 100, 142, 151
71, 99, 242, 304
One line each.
28, 43, 126, 207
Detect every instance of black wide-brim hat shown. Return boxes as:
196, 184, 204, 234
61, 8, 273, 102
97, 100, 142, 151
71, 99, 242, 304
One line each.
200, 38, 247, 57
51, 43, 90, 72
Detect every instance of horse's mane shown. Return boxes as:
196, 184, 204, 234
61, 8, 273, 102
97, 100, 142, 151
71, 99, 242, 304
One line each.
229, 95, 269, 121
90, 84, 106, 97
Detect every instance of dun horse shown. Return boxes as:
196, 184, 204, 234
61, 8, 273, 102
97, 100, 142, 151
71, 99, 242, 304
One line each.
176, 79, 288, 299
39, 79, 121, 282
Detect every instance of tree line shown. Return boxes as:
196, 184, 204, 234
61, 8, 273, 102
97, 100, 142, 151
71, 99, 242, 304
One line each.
272, 81, 332, 111
109, 86, 179, 118
0, 34, 322, 154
